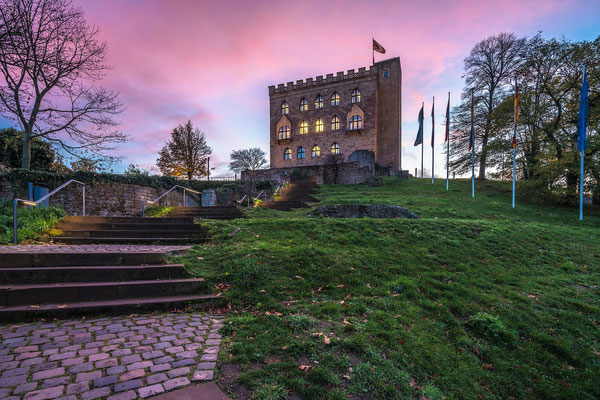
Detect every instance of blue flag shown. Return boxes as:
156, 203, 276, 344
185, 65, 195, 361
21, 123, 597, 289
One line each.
414, 104, 424, 146
578, 65, 589, 151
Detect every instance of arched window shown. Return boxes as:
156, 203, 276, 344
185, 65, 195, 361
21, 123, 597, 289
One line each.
315, 95, 323, 109
299, 120, 308, 134
284, 148, 291, 160
331, 92, 340, 106
384, 69, 388, 77
351, 88, 361, 103
311, 145, 320, 157
331, 116, 340, 131
278, 125, 290, 140
281, 101, 289, 115
349, 115, 363, 130
300, 98, 308, 111
331, 142, 340, 154
315, 118, 324, 132
297, 146, 305, 159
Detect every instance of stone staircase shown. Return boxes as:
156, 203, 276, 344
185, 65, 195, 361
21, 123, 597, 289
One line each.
168, 206, 244, 220
50, 215, 209, 244
261, 176, 318, 211
0, 250, 221, 321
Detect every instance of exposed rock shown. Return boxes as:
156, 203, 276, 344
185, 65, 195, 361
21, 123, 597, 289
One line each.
315, 204, 419, 219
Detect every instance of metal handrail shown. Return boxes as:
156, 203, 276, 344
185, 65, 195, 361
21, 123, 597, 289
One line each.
237, 194, 249, 208
142, 185, 201, 216
13, 179, 85, 244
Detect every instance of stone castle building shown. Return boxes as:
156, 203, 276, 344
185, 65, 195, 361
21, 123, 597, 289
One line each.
268, 57, 402, 171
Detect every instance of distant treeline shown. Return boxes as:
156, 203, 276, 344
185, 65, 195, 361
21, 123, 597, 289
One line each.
450, 32, 598, 204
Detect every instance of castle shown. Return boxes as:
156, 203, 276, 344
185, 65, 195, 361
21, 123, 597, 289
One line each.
268, 57, 402, 171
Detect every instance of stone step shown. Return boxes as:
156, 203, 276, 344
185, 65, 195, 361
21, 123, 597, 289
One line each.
52, 230, 209, 238
0, 278, 206, 306
0, 294, 222, 322
51, 237, 206, 245
0, 264, 187, 284
63, 216, 194, 224
54, 222, 205, 231
168, 214, 242, 220
0, 252, 166, 268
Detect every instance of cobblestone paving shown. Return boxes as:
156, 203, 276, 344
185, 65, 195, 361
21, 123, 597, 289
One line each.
0, 313, 224, 399
0, 245, 191, 254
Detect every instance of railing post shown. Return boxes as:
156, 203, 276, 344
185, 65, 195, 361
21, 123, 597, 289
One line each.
142, 201, 146, 217
13, 199, 18, 245
183, 188, 186, 207
82, 185, 86, 216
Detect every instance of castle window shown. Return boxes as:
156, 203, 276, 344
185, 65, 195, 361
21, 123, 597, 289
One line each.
315, 118, 324, 132
281, 101, 289, 114
384, 69, 388, 77
331, 116, 340, 131
351, 88, 361, 103
315, 95, 324, 109
300, 98, 308, 111
349, 115, 363, 130
311, 145, 320, 157
278, 125, 290, 140
299, 120, 308, 134
331, 92, 340, 106
297, 146, 305, 159
284, 148, 291, 160
331, 142, 340, 154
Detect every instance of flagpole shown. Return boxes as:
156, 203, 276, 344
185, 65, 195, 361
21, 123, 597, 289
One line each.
471, 90, 475, 199
432, 96, 435, 184
513, 77, 517, 209
421, 101, 424, 179
446, 92, 450, 191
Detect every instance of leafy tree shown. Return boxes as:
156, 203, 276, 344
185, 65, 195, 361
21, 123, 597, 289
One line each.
124, 163, 150, 177
0, 127, 55, 170
156, 120, 212, 180
228, 148, 268, 173
0, 0, 126, 170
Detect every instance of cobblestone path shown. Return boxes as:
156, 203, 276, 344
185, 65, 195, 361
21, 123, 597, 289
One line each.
0, 312, 224, 399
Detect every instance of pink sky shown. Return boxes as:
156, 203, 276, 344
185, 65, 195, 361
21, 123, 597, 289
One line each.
2, 0, 599, 176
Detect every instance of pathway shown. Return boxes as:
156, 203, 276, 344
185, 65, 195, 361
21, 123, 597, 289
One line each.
0, 312, 224, 399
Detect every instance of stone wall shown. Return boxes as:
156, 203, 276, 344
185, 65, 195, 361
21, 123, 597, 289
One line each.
241, 161, 372, 185
0, 178, 197, 216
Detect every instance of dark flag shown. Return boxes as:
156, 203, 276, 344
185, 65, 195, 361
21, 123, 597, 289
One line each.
469, 92, 474, 151
373, 39, 386, 54
445, 95, 450, 142
431, 98, 435, 148
578, 65, 589, 151
414, 104, 424, 146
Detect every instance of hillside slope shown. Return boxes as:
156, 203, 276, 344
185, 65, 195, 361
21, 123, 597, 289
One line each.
181, 178, 600, 400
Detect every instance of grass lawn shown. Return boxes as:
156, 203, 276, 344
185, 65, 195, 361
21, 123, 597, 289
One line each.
178, 178, 600, 400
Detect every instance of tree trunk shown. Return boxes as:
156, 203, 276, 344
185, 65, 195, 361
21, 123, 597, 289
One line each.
21, 128, 32, 170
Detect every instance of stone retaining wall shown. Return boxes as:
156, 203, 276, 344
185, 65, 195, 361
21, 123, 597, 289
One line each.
241, 161, 372, 185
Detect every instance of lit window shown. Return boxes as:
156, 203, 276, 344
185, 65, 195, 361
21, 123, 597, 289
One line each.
300, 98, 308, 111
281, 101, 289, 114
299, 121, 308, 134
351, 88, 361, 103
315, 118, 324, 132
284, 148, 291, 160
349, 115, 363, 130
331, 92, 340, 106
331, 116, 340, 131
384, 69, 388, 77
297, 146, 305, 159
331, 142, 340, 154
311, 145, 320, 157
278, 125, 290, 140
315, 95, 323, 109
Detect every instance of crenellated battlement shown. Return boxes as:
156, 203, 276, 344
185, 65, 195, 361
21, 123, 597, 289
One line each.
269, 65, 377, 95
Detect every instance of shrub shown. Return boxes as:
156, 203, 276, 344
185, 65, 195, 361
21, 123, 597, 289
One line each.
0, 198, 65, 243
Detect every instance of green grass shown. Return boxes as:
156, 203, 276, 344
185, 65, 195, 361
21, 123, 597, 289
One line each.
179, 178, 600, 399
0, 198, 65, 244
144, 205, 174, 217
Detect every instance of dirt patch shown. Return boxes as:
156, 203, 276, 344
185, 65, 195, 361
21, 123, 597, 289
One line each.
217, 362, 252, 400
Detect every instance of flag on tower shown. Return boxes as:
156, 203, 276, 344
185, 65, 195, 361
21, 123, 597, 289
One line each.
373, 39, 386, 54
414, 105, 424, 146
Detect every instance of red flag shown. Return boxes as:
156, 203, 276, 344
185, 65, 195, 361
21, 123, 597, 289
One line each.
373, 39, 386, 54
513, 81, 519, 148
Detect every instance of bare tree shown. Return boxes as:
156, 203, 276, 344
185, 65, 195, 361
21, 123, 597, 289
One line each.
228, 148, 267, 173
156, 120, 212, 180
0, 0, 126, 170
325, 153, 345, 184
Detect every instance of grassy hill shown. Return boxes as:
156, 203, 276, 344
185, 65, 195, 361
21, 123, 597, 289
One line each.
180, 178, 600, 400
